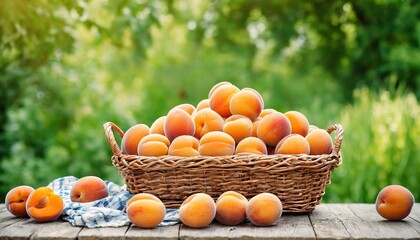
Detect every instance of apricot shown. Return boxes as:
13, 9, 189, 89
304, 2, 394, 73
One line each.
376, 185, 415, 221
229, 88, 264, 121
223, 115, 253, 144
209, 84, 240, 118
284, 111, 309, 137
164, 108, 196, 142
215, 191, 248, 226
179, 193, 216, 228
5, 185, 35, 217
150, 116, 166, 135
193, 108, 224, 139
275, 134, 310, 155
208, 81, 233, 98
137, 134, 171, 156
251, 118, 262, 137
126, 193, 166, 228
246, 193, 282, 226
305, 129, 333, 155
235, 137, 268, 155
308, 124, 319, 133
198, 131, 235, 156
259, 108, 277, 118
70, 176, 109, 203
175, 103, 196, 115
26, 187, 63, 222
121, 124, 150, 155
257, 112, 292, 147
196, 99, 210, 112
168, 135, 200, 157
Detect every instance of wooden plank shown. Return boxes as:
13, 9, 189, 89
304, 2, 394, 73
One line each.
0, 203, 419, 240
326, 204, 379, 239
0, 209, 27, 229
0, 204, 7, 213
328, 204, 420, 240
309, 204, 351, 239
179, 222, 234, 240
125, 224, 179, 240
348, 204, 420, 239
78, 225, 130, 240
409, 204, 420, 223
0, 218, 41, 240
180, 214, 315, 240
231, 214, 315, 240
30, 221, 82, 240
407, 204, 420, 236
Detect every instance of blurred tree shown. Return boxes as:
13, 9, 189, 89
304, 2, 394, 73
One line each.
178, 0, 420, 100
0, 0, 162, 198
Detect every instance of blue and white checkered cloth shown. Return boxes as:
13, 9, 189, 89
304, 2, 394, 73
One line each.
48, 176, 180, 228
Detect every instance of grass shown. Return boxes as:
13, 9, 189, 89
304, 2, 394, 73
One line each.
323, 87, 420, 203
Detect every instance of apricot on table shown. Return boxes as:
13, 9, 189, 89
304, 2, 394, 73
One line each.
137, 134, 171, 156
375, 185, 415, 220
168, 135, 200, 157
223, 114, 253, 144
275, 134, 310, 155
235, 137, 268, 155
179, 193, 216, 228
229, 88, 264, 121
26, 187, 63, 222
164, 108, 196, 142
121, 124, 150, 155
246, 193, 282, 226
70, 176, 109, 203
305, 128, 333, 155
198, 131, 235, 156
193, 108, 224, 139
215, 191, 248, 226
5, 185, 35, 217
126, 193, 166, 228
257, 112, 291, 147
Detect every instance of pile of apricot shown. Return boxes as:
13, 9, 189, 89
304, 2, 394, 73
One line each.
5, 185, 64, 222
5, 176, 109, 222
126, 190, 282, 229
121, 81, 334, 157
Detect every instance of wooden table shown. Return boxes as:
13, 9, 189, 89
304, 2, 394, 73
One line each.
1, 203, 419, 239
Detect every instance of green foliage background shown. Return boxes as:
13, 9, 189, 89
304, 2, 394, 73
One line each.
1, 0, 419, 203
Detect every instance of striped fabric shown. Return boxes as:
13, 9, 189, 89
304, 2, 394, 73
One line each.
48, 176, 179, 228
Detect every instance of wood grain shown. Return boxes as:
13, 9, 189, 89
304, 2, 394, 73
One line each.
125, 224, 179, 240
309, 204, 351, 239
0, 218, 42, 240
0, 203, 419, 240
179, 214, 315, 240
0, 209, 26, 229
30, 221, 82, 240
78, 226, 129, 240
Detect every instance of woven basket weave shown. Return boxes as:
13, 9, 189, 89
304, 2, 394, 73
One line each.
104, 122, 343, 212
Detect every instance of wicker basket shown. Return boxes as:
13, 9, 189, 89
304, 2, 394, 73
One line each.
103, 122, 343, 212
